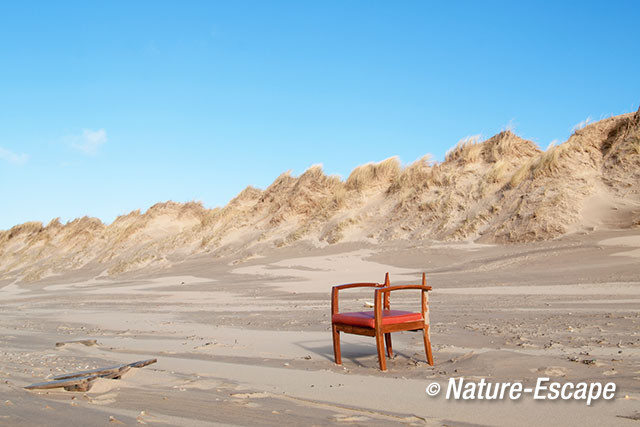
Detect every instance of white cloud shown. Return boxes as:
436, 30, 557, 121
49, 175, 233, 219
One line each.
0, 146, 28, 165
71, 128, 107, 155
571, 116, 592, 132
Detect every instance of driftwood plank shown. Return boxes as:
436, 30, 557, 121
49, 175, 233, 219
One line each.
110, 365, 131, 380
25, 375, 98, 391
53, 364, 124, 381
63, 378, 95, 392
25, 358, 156, 391
128, 358, 157, 369
26, 367, 130, 391
52, 358, 156, 381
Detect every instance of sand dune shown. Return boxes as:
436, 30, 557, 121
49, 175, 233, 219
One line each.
1, 108, 638, 282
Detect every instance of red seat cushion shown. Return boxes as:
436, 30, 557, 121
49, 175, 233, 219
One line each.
332, 310, 423, 328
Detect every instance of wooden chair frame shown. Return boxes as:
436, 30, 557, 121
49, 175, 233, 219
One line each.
331, 273, 434, 371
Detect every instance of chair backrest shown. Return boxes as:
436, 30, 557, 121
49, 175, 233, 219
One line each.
421, 272, 428, 322
383, 272, 390, 310
383, 272, 428, 313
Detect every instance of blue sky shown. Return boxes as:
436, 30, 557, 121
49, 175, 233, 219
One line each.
1, 1, 639, 229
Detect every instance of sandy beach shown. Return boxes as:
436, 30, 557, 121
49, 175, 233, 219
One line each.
1, 229, 639, 426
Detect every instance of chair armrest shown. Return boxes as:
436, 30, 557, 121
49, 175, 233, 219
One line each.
331, 283, 383, 315
332, 282, 384, 291
376, 285, 432, 293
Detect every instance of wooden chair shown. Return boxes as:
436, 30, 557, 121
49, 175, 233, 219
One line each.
331, 272, 434, 371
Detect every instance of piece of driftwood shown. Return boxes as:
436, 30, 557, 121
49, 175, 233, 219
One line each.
62, 367, 132, 391
25, 375, 95, 391
52, 358, 156, 381
63, 378, 95, 392
55, 339, 98, 347
127, 359, 156, 369
24, 359, 156, 391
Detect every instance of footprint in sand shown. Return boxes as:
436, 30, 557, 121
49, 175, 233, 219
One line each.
535, 366, 567, 377
333, 414, 370, 423
230, 392, 269, 399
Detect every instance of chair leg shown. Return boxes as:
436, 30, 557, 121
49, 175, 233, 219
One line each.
376, 331, 387, 371
423, 325, 434, 366
384, 333, 393, 357
332, 325, 342, 365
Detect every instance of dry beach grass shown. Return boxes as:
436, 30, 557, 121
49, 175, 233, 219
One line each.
2, 110, 638, 282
